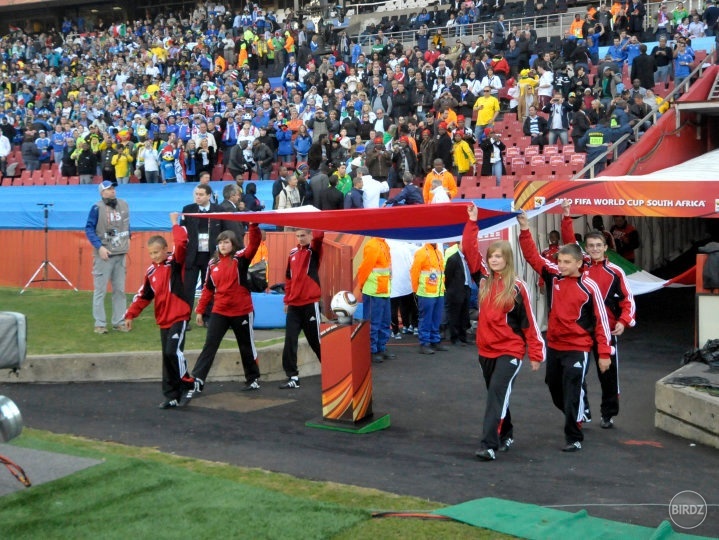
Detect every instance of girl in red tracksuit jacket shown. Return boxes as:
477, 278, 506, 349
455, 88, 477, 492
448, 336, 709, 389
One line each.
181, 223, 262, 404
279, 229, 324, 389
124, 213, 193, 409
463, 205, 546, 461
560, 202, 636, 428
517, 212, 612, 453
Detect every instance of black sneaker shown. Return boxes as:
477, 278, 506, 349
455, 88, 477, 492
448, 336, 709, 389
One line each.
279, 377, 300, 389
241, 379, 261, 391
562, 441, 582, 452
159, 399, 179, 409
600, 417, 614, 429
499, 437, 514, 452
431, 343, 449, 351
476, 448, 496, 461
371, 353, 384, 364
418, 345, 435, 355
382, 351, 396, 360
178, 380, 202, 407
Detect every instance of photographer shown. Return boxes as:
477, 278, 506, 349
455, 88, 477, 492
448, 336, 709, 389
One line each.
542, 92, 572, 147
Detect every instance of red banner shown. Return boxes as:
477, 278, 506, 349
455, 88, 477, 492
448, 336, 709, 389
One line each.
514, 180, 719, 218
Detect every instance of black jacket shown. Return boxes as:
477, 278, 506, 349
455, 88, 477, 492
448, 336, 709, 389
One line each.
180, 202, 226, 267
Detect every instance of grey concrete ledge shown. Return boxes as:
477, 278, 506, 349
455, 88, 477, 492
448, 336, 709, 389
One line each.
655, 362, 719, 450
3, 340, 320, 384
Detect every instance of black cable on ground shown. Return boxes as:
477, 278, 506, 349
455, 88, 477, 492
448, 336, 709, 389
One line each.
371, 511, 454, 520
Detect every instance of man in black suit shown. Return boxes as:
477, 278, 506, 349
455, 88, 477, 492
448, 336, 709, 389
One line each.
444, 242, 472, 345
219, 183, 246, 249
180, 183, 225, 325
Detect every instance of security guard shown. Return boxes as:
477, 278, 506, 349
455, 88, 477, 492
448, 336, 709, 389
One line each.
577, 117, 632, 177
411, 242, 448, 354
357, 237, 395, 363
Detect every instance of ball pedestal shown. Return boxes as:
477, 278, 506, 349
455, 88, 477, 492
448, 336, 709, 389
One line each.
305, 319, 390, 434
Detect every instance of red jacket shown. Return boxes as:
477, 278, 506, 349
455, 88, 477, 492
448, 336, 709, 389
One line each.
463, 221, 545, 362
561, 216, 636, 329
125, 225, 190, 329
284, 231, 324, 306
196, 224, 261, 317
519, 229, 612, 356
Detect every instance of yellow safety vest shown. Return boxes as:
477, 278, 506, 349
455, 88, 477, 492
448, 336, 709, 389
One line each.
362, 267, 391, 297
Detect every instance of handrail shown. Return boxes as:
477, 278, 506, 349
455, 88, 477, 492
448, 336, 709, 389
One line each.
355, 11, 582, 49
571, 47, 717, 180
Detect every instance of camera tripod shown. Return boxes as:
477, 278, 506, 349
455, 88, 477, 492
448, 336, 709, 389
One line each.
20, 203, 78, 294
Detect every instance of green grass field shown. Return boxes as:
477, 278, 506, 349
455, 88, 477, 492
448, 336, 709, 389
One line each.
1, 430, 504, 540
0, 288, 271, 355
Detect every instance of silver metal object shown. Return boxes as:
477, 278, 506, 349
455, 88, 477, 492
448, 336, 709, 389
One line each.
0, 396, 23, 443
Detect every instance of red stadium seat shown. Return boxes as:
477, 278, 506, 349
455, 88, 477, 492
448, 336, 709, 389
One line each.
529, 155, 547, 166
460, 186, 485, 199
549, 155, 567, 167
506, 147, 522, 158
67, 176, 80, 185
460, 176, 482, 187
523, 145, 539, 157
543, 145, 559, 155
569, 153, 586, 165
562, 144, 575, 154
31, 170, 44, 186
211, 164, 224, 181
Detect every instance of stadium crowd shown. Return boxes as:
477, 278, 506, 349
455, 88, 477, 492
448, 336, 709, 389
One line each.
0, 0, 716, 195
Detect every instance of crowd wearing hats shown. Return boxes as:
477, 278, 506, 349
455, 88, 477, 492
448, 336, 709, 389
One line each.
0, 0, 711, 187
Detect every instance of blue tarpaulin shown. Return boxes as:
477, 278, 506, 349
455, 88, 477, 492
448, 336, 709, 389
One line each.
0, 182, 513, 231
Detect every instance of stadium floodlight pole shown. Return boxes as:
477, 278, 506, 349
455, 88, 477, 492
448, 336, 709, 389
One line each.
20, 203, 78, 294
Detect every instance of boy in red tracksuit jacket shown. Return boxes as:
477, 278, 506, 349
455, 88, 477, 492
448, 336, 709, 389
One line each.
280, 229, 324, 389
517, 212, 612, 452
464, 205, 545, 461
180, 223, 262, 405
560, 201, 636, 429
124, 212, 193, 409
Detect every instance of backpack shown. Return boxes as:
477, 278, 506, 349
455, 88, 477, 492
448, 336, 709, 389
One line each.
699, 242, 719, 291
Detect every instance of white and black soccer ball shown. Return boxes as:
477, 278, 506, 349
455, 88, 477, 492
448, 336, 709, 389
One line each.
330, 290, 358, 318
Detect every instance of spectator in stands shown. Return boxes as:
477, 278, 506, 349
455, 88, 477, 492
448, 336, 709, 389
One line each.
452, 130, 476, 186
423, 158, 458, 202
673, 2, 689, 27
479, 130, 506, 187
543, 92, 572, 147
688, 13, 707, 37
536, 65, 554, 109
594, 66, 622, 108
652, 36, 674, 89
628, 0, 646, 35
21, 134, 41, 173
76, 140, 98, 185
522, 106, 549, 151
472, 87, 501, 142
577, 116, 632, 176
344, 174, 364, 209
674, 41, 695, 90
704, 0, 719, 36
478, 67, 503, 97
630, 45, 656, 92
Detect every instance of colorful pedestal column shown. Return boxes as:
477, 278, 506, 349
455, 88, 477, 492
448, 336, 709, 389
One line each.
305, 320, 390, 433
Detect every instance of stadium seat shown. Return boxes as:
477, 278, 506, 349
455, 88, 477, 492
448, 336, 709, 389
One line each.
1, 178, 12, 187
482, 186, 506, 199
529, 155, 547, 166
523, 145, 539, 157
55, 176, 68, 186
569, 153, 586, 166
67, 176, 80, 185
562, 145, 575, 154
549, 155, 567, 167
543, 145, 559, 155
19, 170, 32, 186
460, 186, 485, 199
460, 176, 482, 187
506, 147, 521, 158
211, 164, 224, 181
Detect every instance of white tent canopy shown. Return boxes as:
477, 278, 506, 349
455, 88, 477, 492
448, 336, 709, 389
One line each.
595, 148, 719, 181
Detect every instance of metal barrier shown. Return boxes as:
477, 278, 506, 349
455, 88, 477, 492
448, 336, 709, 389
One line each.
572, 48, 717, 180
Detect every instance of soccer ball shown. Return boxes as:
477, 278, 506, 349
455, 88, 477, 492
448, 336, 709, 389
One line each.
330, 291, 358, 319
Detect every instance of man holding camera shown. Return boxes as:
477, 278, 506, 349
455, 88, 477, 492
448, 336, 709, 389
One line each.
542, 92, 572, 146
85, 181, 131, 334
